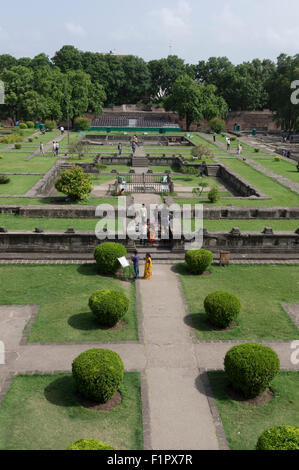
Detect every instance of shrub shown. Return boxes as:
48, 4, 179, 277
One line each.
28, 138, 33, 142
35, 136, 39, 140
14, 143, 22, 149
274, 156, 281, 162
224, 343, 280, 398
191, 144, 213, 160
256, 426, 299, 450
297, 162, 299, 172
204, 291, 241, 328
185, 249, 213, 275
0, 154, 3, 159
208, 186, 219, 203
230, 136, 237, 141
74, 117, 91, 131
89, 289, 129, 327
19, 123, 27, 129
208, 117, 226, 134
254, 148, 260, 153
72, 348, 124, 403
0, 175, 10, 184
55, 165, 93, 201
26, 121, 34, 128
66, 439, 115, 450
94, 242, 127, 275
45, 120, 56, 131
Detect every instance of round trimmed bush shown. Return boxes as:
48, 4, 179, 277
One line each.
89, 289, 129, 327
14, 143, 22, 149
26, 121, 34, 128
224, 343, 280, 398
185, 249, 213, 275
0, 175, 10, 184
72, 348, 124, 403
19, 123, 27, 129
204, 291, 241, 328
94, 242, 127, 275
256, 425, 299, 450
66, 439, 115, 450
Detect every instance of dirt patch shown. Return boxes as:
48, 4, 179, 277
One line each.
227, 385, 274, 406
95, 319, 127, 331
78, 391, 122, 412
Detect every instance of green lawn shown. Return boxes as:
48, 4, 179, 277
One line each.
0, 264, 138, 343
0, 196, 120, 206
0, 175, 41, 195
250, 157, 299, 184
184, 219, 299, 232
179, 264, 299, 340
0, 153, 58, 173
0, 372, 142, 450
0, 215, 121, 231
172, 175, 222, 188
208, 371, 299, 450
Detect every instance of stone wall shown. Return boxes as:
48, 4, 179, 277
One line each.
0, 230, 298, 255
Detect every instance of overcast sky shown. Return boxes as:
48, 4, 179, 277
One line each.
0, 0, 298, 64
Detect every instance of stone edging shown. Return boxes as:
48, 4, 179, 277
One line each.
200, 369, 230, 450
20, 305, 40, 345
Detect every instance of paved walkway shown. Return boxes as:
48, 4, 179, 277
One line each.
25, 132, 65, 161
1, 264, 298, 450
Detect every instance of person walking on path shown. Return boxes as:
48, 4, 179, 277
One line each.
144, 253, 152, 280
60, 126, 64, 135
52, 141, 57, 157
147, 220, 155, 247
237, 143, 243, 155
213, 133, 216, 143
55, 142, 59, 156
40, 143, 44, 155
226, 137, 231, 151
131, 250, 140, 280
118, 143, 122, 156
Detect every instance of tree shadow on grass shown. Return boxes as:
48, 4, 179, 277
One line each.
77, 264, 98, 276
68, 312, 100, 331
44, 375, 79, 407
195, 371, 228, 401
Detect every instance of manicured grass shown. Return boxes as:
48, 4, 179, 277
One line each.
0, 175, 41, 195
250, 157, 299, 184
208, 371, 299, 450
172, 175, 222, 188
0, 153, 58, 173
217, 158, 299, 206
179, 264, 299, 340
0, 372, 143, 450
0, 196, 120, 206
0, 264, 138, 342
184, 219, 299, 232
0, 214, 120, 231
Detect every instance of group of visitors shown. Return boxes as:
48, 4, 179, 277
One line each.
52, 141, 59, 157
131, 251, 152, 280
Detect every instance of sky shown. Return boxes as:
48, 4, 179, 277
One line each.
0, 0, 299, 64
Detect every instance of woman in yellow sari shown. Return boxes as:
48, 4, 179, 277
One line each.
144, 253, 152, 280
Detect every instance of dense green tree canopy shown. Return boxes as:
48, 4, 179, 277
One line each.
0, 45, 297, 129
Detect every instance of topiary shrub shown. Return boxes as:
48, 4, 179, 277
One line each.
72, 348, 124, 403
14, 143, 22, 149
89, 289, 129, 327
45, 120, 57, 131
26, 121, 34, 129
55, 165, 93, 201
185, 249, 213, 275
256, 425, 299, 450
28, 138, 33, 142
19, 123, 27, 129
204, 291, 241, 328
274, 156, 281, 162
94, 242, 127, 275
0, 175, 10, 184
0, 154, 3, 159
224, 343, 280, 398
254, 148, 260, 153
208, 186, 219, 203
66, 439, 115, 450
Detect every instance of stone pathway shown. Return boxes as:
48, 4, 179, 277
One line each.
0, 264, 298, 450
25, 132, 65, 161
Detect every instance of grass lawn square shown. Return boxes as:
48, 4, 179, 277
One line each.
208, 370, 299, 450
0, 372, 142, 450
179, 264, 299, 340
0, 264, 138, 343
0, 175, 41, 195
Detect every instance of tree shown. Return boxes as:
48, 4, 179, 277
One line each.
55, 165, 93, 201
31, 53, 52, 69
192, 178, 209, 196
164, 74, 228, 130
209, 117, 226, 133
53, 45, 83, 72
119, 55, 151, 104
191, 144, 213, 160
148, 55, 186, 100
0, 65, 34, 119
266, 54, 299, 131
0, 54, 17, 73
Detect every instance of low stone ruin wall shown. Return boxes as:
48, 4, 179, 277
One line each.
0, 230, 298, 255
